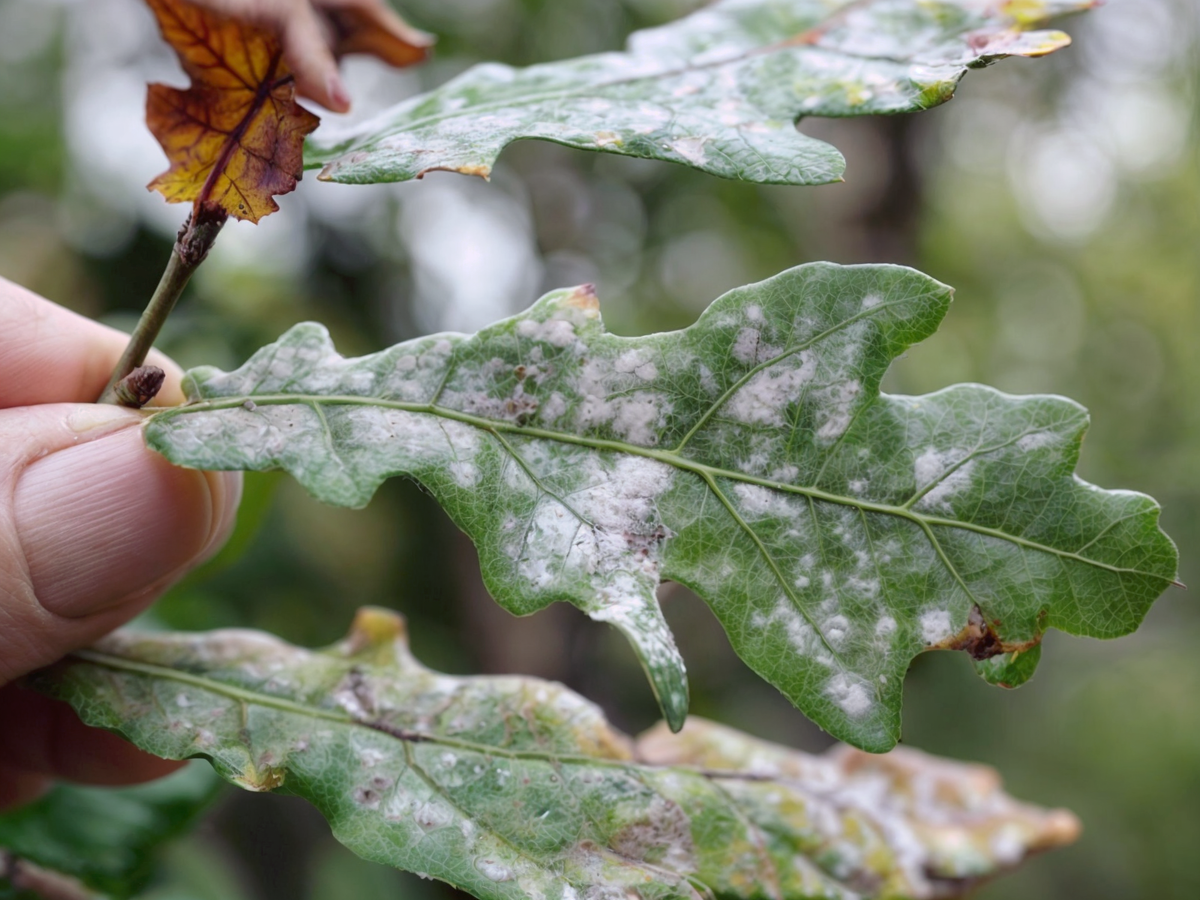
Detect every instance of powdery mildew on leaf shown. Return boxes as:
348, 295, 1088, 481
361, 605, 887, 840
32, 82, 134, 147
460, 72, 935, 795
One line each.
144, 263, 1178, 750
36, 609, 1080, 900
307, 0, 1096, 185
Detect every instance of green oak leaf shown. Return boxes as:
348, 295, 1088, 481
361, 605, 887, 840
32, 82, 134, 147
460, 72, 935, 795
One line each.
142, 262, 1178, 751
0, 764, 220, 899
31, 608, 1081, 900
307, 0, 1095, 185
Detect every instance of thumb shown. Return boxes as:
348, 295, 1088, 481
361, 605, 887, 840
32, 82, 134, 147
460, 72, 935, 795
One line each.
0, 404, 240, 685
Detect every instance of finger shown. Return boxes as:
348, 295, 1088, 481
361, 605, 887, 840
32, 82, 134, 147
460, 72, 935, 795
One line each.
0, 685, 183, 792
283, 3, 351, 112
0, 404, 241, 685
316, 0, 433, 68
0, 277, 185, 409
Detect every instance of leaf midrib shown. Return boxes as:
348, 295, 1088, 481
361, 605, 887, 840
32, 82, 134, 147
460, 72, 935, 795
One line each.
147, 396, 1165, 582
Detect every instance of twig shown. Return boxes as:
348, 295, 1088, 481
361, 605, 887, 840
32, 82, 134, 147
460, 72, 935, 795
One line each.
98, 206, 227, 405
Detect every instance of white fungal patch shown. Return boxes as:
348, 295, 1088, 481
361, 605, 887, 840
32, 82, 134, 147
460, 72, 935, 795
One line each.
1017, 431, 1057, 451
732, 483, 803, 520
669, 136, 708, 166
726, 352, 817, 426
913, 447, 976, 512
414, 802, 453, 831
540, 391, 568, 423
449, 461, 479, 487
825, 673, 873, 718
745, 304, 764, 323
815, 380, 862, 441
875, 616, 898, 637
732, 327, 762, 365
822, 615, 851, 647
614, 350, 658, 381
611, 395, 666, 445
861, 294, 882, 309
919, 609, 954, 645
574, 357, 669, 445
440, 752, 458, 768
752, 598, 829, 661
474, 859, 515, 883
516, 317, 577, 348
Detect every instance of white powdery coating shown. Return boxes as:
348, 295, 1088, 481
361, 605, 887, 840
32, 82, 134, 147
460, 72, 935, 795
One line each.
614, 349, 659, 381
449, 461, 479, 487
670, 136, 708, 165
540, 391, 568, 424
913, 447, 976, 512
919, 609, 954, 645
822, 615, 851, 647
752, 598, 828, 661
815, 380, 862, 441
1017, 431, 1057, 451
733, 483, 804, 521
612, 395, 665, 445
725, 351, 817, 426
732, 327, 761, 365
574, 356, 669, 446
875, 616, 897, 637
516, 317, 577, 348
825, 673, 873, 718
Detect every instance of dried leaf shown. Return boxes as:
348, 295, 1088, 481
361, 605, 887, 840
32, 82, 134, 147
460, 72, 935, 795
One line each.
307, 0, 1095, 185
32, 609, 1079, 900
141, 263, 1178, 751
144, 0, 321, 222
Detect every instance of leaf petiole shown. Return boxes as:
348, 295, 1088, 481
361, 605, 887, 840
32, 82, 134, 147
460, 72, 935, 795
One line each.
98, 207, 226, 406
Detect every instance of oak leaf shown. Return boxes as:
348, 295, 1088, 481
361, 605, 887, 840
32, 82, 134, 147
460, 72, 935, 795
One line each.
144, 0, 321, 223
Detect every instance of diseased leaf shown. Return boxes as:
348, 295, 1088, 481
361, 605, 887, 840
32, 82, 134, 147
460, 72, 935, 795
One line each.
33, 609, 1080, 900
141, 262, 1179, 750
307, 0, 1093, 185
0, 764, 220, 899
145, 0, 321, 222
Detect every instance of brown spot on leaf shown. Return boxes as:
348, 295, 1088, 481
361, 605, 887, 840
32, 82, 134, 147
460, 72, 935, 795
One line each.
933, 606, 1040, 661
565, 283, 600, 313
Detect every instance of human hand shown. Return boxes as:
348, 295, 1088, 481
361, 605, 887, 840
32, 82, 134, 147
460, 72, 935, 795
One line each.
0, 278, 241, 811
187, 0, 433, 112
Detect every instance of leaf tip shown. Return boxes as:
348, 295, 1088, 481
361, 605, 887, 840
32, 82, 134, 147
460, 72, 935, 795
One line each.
346, 606, 410, 653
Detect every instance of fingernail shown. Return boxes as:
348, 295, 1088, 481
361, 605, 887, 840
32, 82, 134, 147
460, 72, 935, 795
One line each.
327, 71, 352, 112
14, 428, 240, 618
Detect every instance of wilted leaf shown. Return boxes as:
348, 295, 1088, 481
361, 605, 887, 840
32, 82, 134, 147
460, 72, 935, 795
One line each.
33, 609, 1080, 900
308, 0, 1094, 185
141, 262, 1178, 750
144, 0, 321, 222
0, 764, 220, 899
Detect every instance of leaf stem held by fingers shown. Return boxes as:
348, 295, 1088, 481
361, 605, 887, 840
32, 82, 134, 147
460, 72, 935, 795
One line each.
98, 207, 227, 405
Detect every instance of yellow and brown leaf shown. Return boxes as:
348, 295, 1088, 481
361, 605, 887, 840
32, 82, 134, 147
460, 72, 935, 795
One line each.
144, 0, 320, 223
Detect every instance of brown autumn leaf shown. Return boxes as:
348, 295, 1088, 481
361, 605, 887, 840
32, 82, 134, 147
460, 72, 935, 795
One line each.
145, 0, 321, 223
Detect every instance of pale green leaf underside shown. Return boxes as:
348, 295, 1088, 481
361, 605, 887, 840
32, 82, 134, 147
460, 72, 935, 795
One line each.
306, 0, 1094, 185
144, 262, 1177, 751
33, 609, 1080, 900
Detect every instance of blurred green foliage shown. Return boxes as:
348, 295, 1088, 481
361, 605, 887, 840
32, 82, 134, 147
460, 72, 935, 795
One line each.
0, 0, 1196, 897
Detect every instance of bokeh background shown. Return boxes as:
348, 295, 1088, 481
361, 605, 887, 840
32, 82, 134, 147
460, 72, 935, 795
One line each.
1, 0, 1198, 896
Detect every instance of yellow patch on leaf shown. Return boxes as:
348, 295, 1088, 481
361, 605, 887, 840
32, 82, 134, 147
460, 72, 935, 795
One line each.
145, 0, 320, 223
